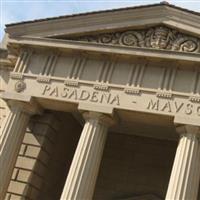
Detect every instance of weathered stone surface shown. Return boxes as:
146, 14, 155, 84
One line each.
68, 26, 200, 53
1, 2, 200, 200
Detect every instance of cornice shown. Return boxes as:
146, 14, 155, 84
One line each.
7, 37, 200, 64
5, 6, 200, 39
0, 58, 13, 69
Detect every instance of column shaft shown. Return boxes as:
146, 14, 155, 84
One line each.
0, 106, 30, 199
165, 128, 200, 200
60, 116, 108, 200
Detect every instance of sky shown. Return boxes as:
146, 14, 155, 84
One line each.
0, 0, 200, 41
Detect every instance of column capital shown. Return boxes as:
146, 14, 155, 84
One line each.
82, 111, 117, 127
176, 124, 200, 138
7, 99, 42, 115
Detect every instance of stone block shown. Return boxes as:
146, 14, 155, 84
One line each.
25, 146, 41, 158
31, 174, 43, 189
23, 133, 41, 147
16, 156, 36, 170
19, 144, 27, 156
34, 161, 47, 177
8, 181, 29, 195
9, 194, 25, 200
26, 121, 35, 133
11, 168, 19, 180
4, 193, 11, 200
23, 133, 53, 152
17, 169, 43, 189
33, 123, 51, 135
33, 123, 56, 142
25, 145, 50, 164
29, 187, 40, 200
32, 113, 60, 131
17, 169, 32, 183
32, 113, 55, 124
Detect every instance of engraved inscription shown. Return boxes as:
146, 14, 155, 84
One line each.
40, 85, 199, 117
147, 99, 200, 116
42, 85, 120, 106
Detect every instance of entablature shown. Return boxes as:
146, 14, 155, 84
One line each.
7, 36, 200, 64
2, 2, 200, 140
2, 40, 199, 129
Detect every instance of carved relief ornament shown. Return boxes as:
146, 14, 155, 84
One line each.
69, 26, 200, 53
15, 80, 26, 93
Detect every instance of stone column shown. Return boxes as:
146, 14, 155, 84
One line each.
60, 112, 114, 200
0, 102, 39, 199
165, 125, 200, 200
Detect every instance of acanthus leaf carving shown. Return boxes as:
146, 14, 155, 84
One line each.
67, 26, 200, 53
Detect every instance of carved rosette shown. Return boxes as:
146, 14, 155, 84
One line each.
68, 26, 200, 53
15, 81, 26, 92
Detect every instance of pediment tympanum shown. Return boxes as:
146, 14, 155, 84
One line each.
64, 26, 200, 53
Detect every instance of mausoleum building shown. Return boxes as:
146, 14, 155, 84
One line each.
0, 2, 200, 200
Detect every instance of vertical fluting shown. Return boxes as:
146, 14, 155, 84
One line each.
165, 126, 200, 200
0, 106, 30, 199
60, 114, 109, 200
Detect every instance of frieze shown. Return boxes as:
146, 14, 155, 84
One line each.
15, 80, 26, 93
42, 85, 120, 106
147, 99, 200, 116
41, 84, 200, 117
68, 26, 200, 53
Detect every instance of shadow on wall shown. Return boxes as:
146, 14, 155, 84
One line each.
114, 193, 163, 200
5, 110, 82, 200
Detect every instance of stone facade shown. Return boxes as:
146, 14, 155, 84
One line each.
0, 2, 200, 200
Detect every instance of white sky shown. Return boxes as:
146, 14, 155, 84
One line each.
0, 0, 200, 41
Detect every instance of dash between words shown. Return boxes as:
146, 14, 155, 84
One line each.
41, 85, 200, 116
42, 85, 120, 105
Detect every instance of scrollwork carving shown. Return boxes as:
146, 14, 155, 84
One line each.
99, 34, 113, 44
172, 36, 199, 53
70, 25, 200, 53
119, 31, 144, 47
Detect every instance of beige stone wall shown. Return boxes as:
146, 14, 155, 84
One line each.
93, 132, 178, 199
38, 112, 81, 200
5, 112, 60, 200
4, 111, 82, 200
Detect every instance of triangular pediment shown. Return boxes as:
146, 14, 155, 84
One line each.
57, 25, 200, 53
5, 3, 200, 42
4, 3, 200, 59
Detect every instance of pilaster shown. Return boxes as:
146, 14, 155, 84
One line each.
60, 112, 115, 200
165, 125, 200, 200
